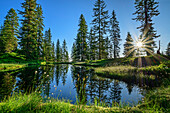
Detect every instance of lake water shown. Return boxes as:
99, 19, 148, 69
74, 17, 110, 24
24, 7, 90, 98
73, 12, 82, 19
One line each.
0, 64, 160, 106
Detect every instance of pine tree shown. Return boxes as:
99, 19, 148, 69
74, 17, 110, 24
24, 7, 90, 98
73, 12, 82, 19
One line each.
109, 10, 121, 58
56, 39, 61, 62
91, 0, 109, 60
44, 28, 52, 61
51, 42, 55, 61
104, 37, 110, 59
166, 42, 170, 56
1, 8, 19, 53
36, 5, 44, 59
133, 0, 160, 55
75, 14, 88, 61
123, 32, 134, 57
19, 0, 38, 60
62, 39, 69, 62
71, 42, 76, 62
88, 28, 97, 60
0, 25, 4, 53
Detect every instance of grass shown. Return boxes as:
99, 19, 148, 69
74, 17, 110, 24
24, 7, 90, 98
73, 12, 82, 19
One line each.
0, 84, 169, 113
0, 64, 27, 72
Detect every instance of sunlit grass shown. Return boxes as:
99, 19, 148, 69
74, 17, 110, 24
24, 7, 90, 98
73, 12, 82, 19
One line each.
0, 64, 27, 72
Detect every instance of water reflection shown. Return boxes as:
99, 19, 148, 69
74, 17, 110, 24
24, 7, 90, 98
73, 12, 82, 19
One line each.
0, 64, 160, 105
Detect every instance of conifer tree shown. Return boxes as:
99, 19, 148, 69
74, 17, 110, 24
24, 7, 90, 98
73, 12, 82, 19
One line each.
75, 14, 88, 61
104, 37, 110, 59
1, 8, 19, 53
91, 0, 109, 60
19, 0, 38, 59
71, 42, 76, 62
0, 25, 4, 53
166, 42, 170, 56
36, 5, 44, 59
75, 34, 81, 61
51, 42, 55, 61
109, 10, 121, 58
123, 32, 134, 57
88, 28, 97, 60
62, 39, 69, 62
133, 0, 160, 55
44, 28, 52, 61
56, 39, 61, 62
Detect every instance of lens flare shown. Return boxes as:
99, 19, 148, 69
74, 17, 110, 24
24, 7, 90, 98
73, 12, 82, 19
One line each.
136, 41, 143, 48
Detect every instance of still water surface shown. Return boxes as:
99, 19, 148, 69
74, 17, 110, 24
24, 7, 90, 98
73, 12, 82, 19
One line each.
0, 64, 160, 105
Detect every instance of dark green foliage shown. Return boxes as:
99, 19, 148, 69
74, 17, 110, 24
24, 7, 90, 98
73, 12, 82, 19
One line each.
62, 39, 69, 62
44, 28, 52, 61
75, 14, 88, 61
71, 43, 76, 62
91, 0, 109, 60
104, 37, 110, 59
51, 42, 55, 61
124, 32, 134, 57
56, 39, 61, 62
36, 5, 44, 60
109, 10, 121, 58
18, 0, 38, 60
166, 42, 170, 56
133, 0, 160, 55
88, 28, 97, 60
0, 8, 19, 53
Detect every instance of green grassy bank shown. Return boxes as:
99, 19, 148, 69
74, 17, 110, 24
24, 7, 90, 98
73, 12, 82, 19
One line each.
0, 84, 169, 113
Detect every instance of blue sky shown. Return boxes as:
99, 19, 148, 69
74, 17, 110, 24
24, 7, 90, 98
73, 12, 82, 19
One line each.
0, 0, 170, 56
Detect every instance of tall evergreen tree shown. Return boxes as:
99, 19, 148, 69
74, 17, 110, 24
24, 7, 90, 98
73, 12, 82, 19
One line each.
1, 8, 19, 53
56, 39, 61, 62
104, 37, 110, 59
0, 25, 4, 53
75, 14, 88, 61
44, 28, 52, 61
88, 28, 97, 60
123, 32, 134, 57
51, 42, 55, 61
19, 0, 38, 59
109, 10, 121, 58
133, 0, 160, 55
71, 42, 76, 62
166, 42, 170, 56
62, 39, 69, 62
36, 5, 44, 59
91, 0, 109, 60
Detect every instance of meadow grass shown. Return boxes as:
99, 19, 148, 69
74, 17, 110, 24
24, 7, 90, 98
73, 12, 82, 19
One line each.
0, 86, 169, 113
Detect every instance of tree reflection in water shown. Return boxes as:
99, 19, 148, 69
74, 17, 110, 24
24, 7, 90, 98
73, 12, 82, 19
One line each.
0, 64, 160, 105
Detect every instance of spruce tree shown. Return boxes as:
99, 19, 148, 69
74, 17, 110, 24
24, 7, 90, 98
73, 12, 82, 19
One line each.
1, 8, 19, 53
51, 42, 55, 61
91, 0, 109, 60
133, 0, 160, 55
0, 25, 4, 53
44, 28, 52, 61
62, 39, 69, 62
56, 39, 61, 62
123, 32, 134, 57
19, 0, 38, 60
88, 28, 97, 60
71, 42, 76, 62
75, 14, 88, 61
36, 5, 44, 59
104, 37, 110, 59
166, 42, 170, 56
109, 10, 121, 58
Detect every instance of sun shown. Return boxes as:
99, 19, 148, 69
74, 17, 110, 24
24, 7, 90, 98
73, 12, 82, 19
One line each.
136, 41, 143, 48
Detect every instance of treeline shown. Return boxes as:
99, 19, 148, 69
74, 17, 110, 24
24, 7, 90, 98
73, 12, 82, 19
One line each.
71, 0, 164, 62
0, 0, 69, 62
